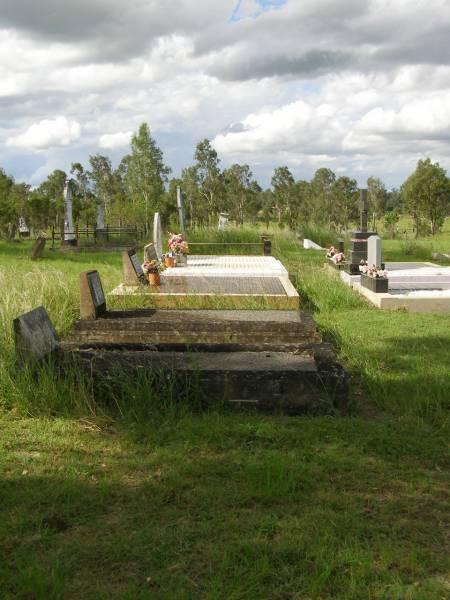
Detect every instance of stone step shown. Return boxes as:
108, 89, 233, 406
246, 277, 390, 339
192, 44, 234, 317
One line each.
68, 309, 321, 348
68, 348, 347, 414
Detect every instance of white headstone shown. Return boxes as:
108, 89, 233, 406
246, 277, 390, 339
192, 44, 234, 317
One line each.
367, 235, 382, 267
218, 213, 229, 230
153, 212, 163, 259
303, 239, 323, 250
63, 180, 76, 243
96, 201, 105, 230
176, 187, 187, 237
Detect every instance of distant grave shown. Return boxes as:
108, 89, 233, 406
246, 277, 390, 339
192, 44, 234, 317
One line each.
346, 189, 376, 274
153, 213, 163, 260
31, 236, 46, 260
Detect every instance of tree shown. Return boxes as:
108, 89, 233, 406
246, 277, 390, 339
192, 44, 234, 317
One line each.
271, 166, 295, 227
36, 169, 67, 228
331, 176, 358, 231
310, 168, 336, 227
402, 158, 450, 236
367, 176, 388, 228
88, 154, 116, 227
0, 168, 15, 230
70, 162, 96, 224
223, 164, 258, 226
193, 139, 223, 221
120, 123, 171, 230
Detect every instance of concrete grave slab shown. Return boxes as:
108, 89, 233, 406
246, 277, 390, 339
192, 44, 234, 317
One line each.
162, 255, 288, 278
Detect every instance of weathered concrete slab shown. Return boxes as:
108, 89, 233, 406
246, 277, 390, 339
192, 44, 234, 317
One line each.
110, 275, 299, 310
14, 306, 59, 363
65, 309, 320, 349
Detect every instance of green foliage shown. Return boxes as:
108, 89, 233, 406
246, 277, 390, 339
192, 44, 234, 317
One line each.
402, 158, 450, 236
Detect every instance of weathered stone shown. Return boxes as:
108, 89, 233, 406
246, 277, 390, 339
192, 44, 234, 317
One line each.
153, 212, 163, 259
144, 243, 158, 262
80, 271, 107, 320
31, 236, 46, 260
14, 306, 59, 363
122, 249, 146, 285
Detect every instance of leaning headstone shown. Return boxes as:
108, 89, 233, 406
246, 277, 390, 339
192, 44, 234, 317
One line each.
14, 306, 59, 364
176, 187, 187, 238
31, 236, 46, 260
80, 270, 107, 320
153, 213, 163, 259
367, 235, 382, 268
123, 249, 147, 285
303, 239, 323, 250
144, 242, 159, 262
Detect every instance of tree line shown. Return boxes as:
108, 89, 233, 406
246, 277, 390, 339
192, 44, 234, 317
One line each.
1, 122, 449, 238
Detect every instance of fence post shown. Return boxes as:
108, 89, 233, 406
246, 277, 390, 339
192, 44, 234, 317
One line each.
106, 224, 109, 242
52, 225, 55, 250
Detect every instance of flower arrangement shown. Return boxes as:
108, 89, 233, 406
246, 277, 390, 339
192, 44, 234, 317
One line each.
168, 233, 189, 255
326, 246, 345, 263
142, 259, 163, 274
359, 260, 388, 278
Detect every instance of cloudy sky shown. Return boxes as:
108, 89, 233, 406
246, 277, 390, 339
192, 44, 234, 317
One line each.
1, 0, 450, 188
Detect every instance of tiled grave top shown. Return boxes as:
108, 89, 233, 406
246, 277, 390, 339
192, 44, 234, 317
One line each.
163, 255, 288, 277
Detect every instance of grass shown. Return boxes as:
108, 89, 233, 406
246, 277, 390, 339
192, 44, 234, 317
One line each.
1, 228, 450, 599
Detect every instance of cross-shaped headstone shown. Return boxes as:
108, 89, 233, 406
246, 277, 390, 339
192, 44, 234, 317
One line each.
359, 189, 368, 232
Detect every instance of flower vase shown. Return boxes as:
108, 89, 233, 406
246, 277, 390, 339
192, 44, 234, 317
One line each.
164, 256, 175, 268
148, 273, 161, 286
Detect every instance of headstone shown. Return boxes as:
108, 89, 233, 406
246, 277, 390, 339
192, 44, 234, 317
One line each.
63, 180, 77, 246
360, 189, 368, 232
14, 306, 59, 364
18, 217, 30, 237
123, 249, 147, 285
153, 212, 163, 259
144, 242, 159, 262
367, 235, 382, 268
31, 236, 46, 260
303, 239, 323, 250
96, 201, 105, 230
80, 270, 107, 319
176, 187, 187, 237
218, 213, 229, 230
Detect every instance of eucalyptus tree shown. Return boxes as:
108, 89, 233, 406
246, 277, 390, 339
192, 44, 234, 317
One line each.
0, 168, 15, 230
88, 154, 115, 228
120, 123, 171, 230
223, 163, 257, 226
271, 166, 295, 226
310, 168, 336, 227
402, 158, 450, 236
367, 176, 388, 228
330, 176, 358, 231
193, 139, 223, 221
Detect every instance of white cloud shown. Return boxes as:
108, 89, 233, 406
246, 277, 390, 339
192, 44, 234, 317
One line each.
99, 131, 133, 149
6, 116, 81, 150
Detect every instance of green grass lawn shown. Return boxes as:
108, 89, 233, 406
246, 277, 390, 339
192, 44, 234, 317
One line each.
0, 230, 449, 600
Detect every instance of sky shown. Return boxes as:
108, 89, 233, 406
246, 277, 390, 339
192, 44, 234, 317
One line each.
1, 0, 450, 189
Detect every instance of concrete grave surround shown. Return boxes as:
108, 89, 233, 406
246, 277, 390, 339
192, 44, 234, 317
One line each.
153, 212, 163, 259
337, 262, 450, 312
14, 306, 59, 363
163, 255, 288, 278
367, 235, 382, 268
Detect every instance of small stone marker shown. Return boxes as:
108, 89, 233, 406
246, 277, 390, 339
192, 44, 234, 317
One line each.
176, 187, 187, 237
14, 306, 59, 363
122, 249, 147, 285
367, 235, 382, 268
31, 236, 46, 260
153, 212, 163, 260
218, 213, 229, 230
144, 242, 159, 262
80, 270, 107, 319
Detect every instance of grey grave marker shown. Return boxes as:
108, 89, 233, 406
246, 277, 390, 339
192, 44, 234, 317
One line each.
218, 213, 229, 230
367, 235, 382, 268
153, 212, 163, 260
176, 187, 187, 237
144, 242, 159, 262
80, 270, 107, 319
123, 249, 147, 285
63, 180, 77, 246
14, 306, 59, 363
